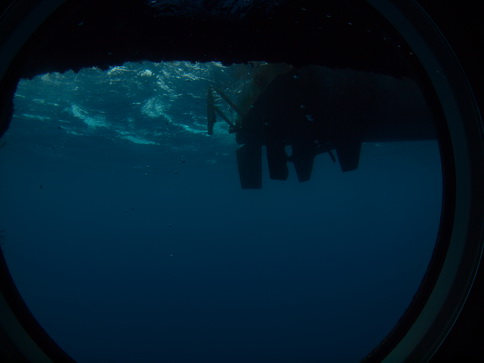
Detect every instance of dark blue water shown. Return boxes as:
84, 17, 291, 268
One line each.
0, 62, 442, 362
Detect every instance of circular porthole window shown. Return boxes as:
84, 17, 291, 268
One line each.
0, 1, 482, 361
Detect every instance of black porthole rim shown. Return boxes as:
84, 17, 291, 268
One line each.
0, 0, 483, 362
363, 0, 484, 361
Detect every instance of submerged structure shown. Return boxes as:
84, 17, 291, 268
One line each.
208, 63, 435, 188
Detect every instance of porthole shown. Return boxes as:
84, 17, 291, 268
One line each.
0, 1, 482, 361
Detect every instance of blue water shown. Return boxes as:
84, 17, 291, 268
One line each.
0, 62, 442, 362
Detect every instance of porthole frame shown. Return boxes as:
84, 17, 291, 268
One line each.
1, 1, 483, 361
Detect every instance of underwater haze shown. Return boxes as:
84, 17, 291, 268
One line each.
0, 62, 442, 362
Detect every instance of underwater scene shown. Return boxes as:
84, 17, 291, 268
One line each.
0, 61, 442, 362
